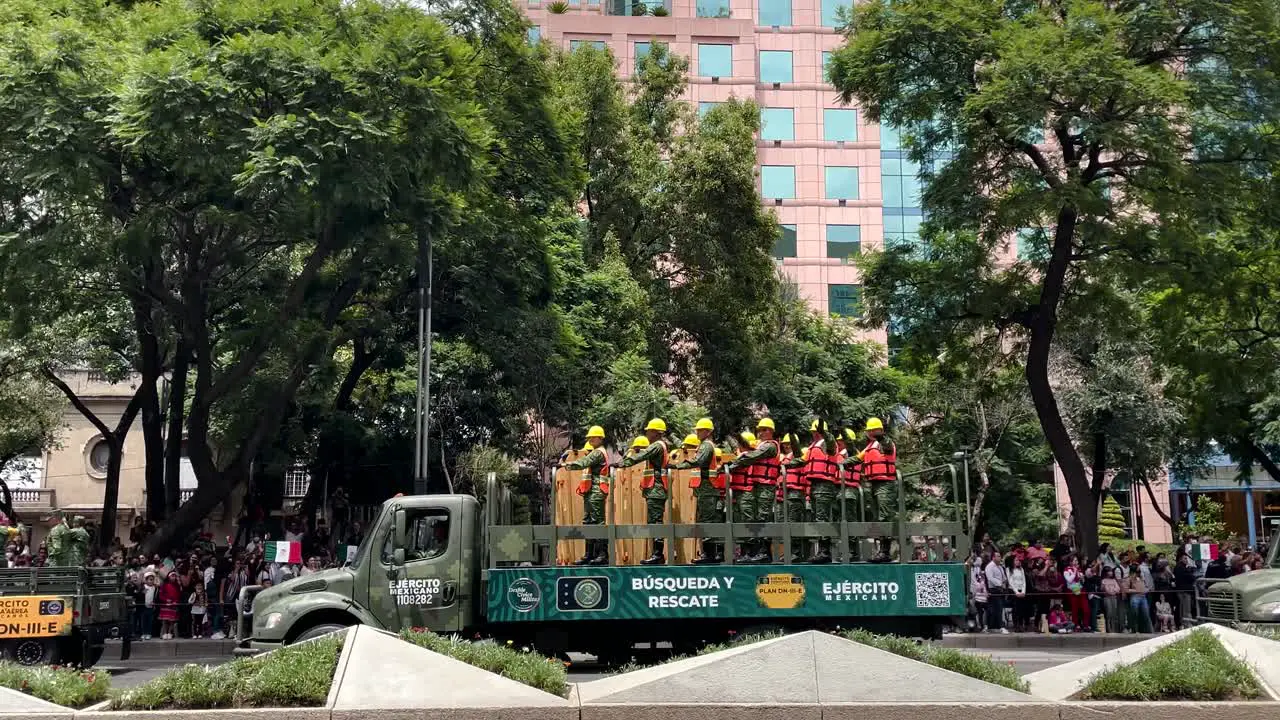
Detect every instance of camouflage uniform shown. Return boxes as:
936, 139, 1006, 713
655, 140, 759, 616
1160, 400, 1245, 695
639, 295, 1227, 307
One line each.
728, 439, 781, 562
565, 447, 609, 563
618, 439, 670, 562
673, 439, 722, 563
807, 435, 840, 563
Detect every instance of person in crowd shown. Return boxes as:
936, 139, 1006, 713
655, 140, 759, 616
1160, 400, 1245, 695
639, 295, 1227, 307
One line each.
141, 570, 158, 640
219, 557, 248, 640
1047, 600, 1075, 633
970, 567, 989, 632
1100, 566, 1124, 633
1155, 594, 1175, 632
1084, 561, 1102, 632
1173, 551, 1197, 626
1062, 554, 1090, 631
157, 571, 182, 640
984, 550, 1008, 634
1007, 554, 1030, 632
189, 583, 210, 638
1124, 560, 1153, 633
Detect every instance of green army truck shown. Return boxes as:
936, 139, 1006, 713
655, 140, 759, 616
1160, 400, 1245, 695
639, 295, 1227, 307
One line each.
0, 566, 132, 666
238, 469, 970, 661
1204, 529, 1280, 626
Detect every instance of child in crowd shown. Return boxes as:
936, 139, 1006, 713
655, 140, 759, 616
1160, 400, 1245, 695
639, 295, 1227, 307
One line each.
970, 571, 989, 632
1155, 594, 1175, 632
1048, 600, 1075, 633
157, 571, 181, 640
141, 571, 158, 640
189, 584, 210, 638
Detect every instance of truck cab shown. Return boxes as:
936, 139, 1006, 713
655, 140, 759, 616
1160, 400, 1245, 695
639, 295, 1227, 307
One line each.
1204, 530, 1280, 625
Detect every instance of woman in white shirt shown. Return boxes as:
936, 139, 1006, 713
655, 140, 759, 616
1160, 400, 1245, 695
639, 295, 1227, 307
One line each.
1007, 555, 1029, 632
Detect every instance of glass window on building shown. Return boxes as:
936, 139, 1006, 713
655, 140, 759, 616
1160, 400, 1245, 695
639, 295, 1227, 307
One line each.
881, 157, 922, 208
825, 166, 859, 200
761, 165, 796, 199
759, 50, 793, 84
774, 224, 797, 258
829, 284, 862, 318
826, 224, 861, 258
880, 123, 902, 150
823, 108, 857, 142
821, 0, 849, 28
822, 51, 833, 83
758, 0, 792, 26
761, 108, 795, 141
697, 44, 733, 78
527, 26, 541, 44
698, 101, 722, 118
571, 40, 608, 52
883, 213, 923, 248
697, 0, 731, 18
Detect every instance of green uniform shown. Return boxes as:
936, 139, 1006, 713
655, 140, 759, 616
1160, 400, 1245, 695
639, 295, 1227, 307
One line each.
728, 439, 781, 561
673, 439, 722, 563
566, 447, 609, 562
781, 454, 809, 560
618, 440, 671, 561
807, 435, 840, 563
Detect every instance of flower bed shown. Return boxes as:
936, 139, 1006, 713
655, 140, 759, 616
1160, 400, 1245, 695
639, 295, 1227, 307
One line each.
839, 629, 1029, 692
1080, 627, 1262, 701
399, 630, 569, 697
109, 634, 342, 711
0, 662, 110, 709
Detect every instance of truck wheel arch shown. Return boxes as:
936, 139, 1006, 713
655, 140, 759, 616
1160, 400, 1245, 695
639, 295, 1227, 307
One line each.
285, 609, 361, 644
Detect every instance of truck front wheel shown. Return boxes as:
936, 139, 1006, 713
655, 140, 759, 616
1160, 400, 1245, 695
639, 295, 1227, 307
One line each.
2, 638, 60, 666
293, 623, 351, 644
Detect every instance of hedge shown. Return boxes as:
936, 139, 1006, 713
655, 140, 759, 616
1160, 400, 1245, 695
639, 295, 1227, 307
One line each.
1081, 628, 1262, 701
0, 663, 110, 709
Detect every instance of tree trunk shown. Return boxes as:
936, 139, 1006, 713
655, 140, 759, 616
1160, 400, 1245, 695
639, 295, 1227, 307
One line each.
1090, 430, 1108, 504
968, 467, 991, 534
1246, 440, 1280, 483
164, 341, 189, 514
101, 435, 125, 550
140, 379, 166, 521
139, 477, 233, 556
1024, 206, 1099, 560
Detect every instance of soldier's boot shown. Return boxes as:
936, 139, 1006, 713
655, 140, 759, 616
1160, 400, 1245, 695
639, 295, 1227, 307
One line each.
811, 540, 833, 564
641, 539, 665, 566
572, 543, 594, 566
692, 539, 719, 564
588, 540, 609, 565
871, 537, 892, 563
748, 538, 771, 564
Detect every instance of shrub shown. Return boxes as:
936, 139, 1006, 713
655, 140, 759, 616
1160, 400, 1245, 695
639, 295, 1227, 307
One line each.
400, 631, 568, 697
840, 629, 1029, 693
652, 5, 669, 15
0, 663, 110, 708
1098, 496, 1127, 539
547, 1, 570, 13
110, 634, 341, 710
1081, 628, 1262, 701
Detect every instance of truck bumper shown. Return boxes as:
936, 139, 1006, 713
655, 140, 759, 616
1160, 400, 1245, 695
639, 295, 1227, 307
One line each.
234, 638, 281, 657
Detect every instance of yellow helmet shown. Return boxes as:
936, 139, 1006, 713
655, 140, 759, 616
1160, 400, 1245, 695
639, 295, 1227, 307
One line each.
739, 431, 757, 447
843, 428, 858, 442
695, 417, 714, 431
865, 417, 884, 432
781, 433, 793, 445
581, 442, 592, 451
586, 425, 606, 439
631, 436, 650, 449
645, 418, 667, 432
715, 449, 724, 460
682, 434, 699, 447
756, 418, 775, 431
810, 418, 822, 431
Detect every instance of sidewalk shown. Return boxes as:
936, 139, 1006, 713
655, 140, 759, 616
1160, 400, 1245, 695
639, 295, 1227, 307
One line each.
109, 630, 1162, 660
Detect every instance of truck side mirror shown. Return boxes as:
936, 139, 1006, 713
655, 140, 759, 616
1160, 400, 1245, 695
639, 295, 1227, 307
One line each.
393, 548, 406, 566
394, 508, 407, 550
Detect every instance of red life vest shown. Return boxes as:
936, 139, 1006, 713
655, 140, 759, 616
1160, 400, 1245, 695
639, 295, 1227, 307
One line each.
687, 443, 723, 489
640, 440, 670, 490
861, 437, 897, 482
749, 439, 782, 485
575, 448, 611, 496
804, 440, 838, 484
776, 451, 793, 499
729, 450, 753, 492
839, 447, 861, 487
785, 450, 810, 491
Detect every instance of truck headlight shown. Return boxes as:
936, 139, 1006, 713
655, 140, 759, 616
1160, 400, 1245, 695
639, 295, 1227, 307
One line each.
262, 612, 284, 630
1256, 601, 1280, 615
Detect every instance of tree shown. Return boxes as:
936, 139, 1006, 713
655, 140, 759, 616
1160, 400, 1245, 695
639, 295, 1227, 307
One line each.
831, 0, 1280, 559
0, 331, 63, 521
1178, 495, 1229, 545
1098, 496, 1127, 540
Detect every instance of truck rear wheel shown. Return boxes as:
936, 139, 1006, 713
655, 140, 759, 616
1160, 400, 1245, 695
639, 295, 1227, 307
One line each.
3, 638, 60, 666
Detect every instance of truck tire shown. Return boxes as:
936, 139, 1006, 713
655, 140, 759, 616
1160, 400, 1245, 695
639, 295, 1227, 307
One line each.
3, 638, 60, 666
293, 623, 351, 644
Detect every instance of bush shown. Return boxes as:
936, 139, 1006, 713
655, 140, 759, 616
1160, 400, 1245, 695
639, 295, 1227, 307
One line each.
652, 5, 669, 15
110, 634, 341, 710
1081, 628, 1262, 701
400, 631, 568, 697
0, 663, 110, 708
840, 629, 1029, 693
1098, 496, 1127, 539
547, 1, 570, 12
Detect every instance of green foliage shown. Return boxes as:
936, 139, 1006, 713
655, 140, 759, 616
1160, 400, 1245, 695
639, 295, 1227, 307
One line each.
1082, 628, 1261, 700
0, 330, 63, 476
1178, 495, 1230, 544
839, 629, 1028, 692
547, 1, 570, 12
1098, 496, 1127, 539
400, 631, 568, 697
0, 663, 110, 709
110, 634, 341, 710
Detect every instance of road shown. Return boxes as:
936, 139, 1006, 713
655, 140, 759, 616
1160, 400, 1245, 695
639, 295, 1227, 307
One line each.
99, 647, 1094, 688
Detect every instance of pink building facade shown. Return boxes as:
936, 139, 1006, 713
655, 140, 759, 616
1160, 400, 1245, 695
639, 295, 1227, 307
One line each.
521, 0, 893, 344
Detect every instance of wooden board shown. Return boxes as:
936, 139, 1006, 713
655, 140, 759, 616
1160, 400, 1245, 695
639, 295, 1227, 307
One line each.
553, 449, 589, 565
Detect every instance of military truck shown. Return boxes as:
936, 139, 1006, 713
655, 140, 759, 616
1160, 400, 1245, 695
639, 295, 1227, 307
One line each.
1203, 528, 1280, 626
0, 566, 132, 666
238, 467, 970, 662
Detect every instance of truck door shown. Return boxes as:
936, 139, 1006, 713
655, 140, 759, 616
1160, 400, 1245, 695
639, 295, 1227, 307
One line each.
372, 504, 464, 633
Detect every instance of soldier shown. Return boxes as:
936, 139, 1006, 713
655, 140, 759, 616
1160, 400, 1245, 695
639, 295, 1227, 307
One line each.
803, 419, 840, 564
671, 418, 722, 564
726, 431, 757, 563
859, 417, 898, 562
726, 418, 782, 563
840, 428, 863, 561
617, 418, 672, 565
562, 426, 611, 566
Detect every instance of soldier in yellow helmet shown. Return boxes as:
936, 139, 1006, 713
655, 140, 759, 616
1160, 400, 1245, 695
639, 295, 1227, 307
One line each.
725, 418, 783, 563
672, 418, 723, 564
617, 419, 672, 565
561, 426, 611, 565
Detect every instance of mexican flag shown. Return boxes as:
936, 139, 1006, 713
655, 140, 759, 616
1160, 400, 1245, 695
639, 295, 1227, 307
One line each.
1191, 543, 1219, 562
338, 545, 359, 562
264, 541, 302, 564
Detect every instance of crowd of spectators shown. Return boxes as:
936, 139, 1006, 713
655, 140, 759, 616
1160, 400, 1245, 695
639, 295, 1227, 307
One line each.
965, 532, 1271, 634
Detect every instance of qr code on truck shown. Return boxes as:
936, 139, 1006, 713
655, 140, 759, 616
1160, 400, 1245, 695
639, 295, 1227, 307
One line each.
914, 572, 951, 608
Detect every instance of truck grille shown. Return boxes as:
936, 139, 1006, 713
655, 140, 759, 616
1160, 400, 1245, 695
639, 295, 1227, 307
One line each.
1206, 587, 1241, 621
